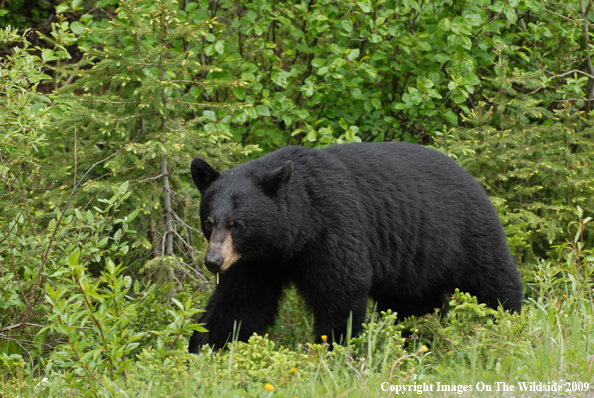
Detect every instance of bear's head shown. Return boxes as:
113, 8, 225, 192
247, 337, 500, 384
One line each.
191, 157, 294, 276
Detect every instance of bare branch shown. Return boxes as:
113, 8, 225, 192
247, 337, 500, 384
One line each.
549, 69, 594, 80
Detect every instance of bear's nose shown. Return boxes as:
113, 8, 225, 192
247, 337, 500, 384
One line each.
204, 250, 224, 273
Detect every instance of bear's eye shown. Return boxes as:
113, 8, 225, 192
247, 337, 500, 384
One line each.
230, 221, 242, 230
204, 220, 214, 230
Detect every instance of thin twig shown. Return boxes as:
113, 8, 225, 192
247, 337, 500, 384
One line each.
549, 69, 594, 80
137, 173, 165, 184
171, 210, 202, 235
74, 124, 77, 187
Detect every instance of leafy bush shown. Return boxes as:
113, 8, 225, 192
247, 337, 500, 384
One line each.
206, 334, 312, 386
0, 26, 56, 365
38, 0, 259, 276
435, 44, 594, 262
39, 188, 205, 394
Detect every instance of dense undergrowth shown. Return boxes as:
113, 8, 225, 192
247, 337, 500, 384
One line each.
2, 247, 594, 397
1, 209, 593, 396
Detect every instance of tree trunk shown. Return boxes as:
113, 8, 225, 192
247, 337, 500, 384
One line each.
161, 155, 174, 256
149, 218, 161, 258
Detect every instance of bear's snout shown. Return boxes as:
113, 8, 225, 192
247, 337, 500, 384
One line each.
204, 230, 241, 274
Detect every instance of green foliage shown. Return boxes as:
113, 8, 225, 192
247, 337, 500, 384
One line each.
39, 0, 258, 275
0, 27, 49, 164
268, 284, 314, 349
195, 0, 494, 149
533, 206, 594, 308
22, 0, 594, 262
429, 289, 532, 371
0, 26, 53, 363
40, 190, 205, 393
0, 0, 54, 28
209, 334, 312, 386
158, 0, 590, 154
435, 44, 594, 262
341, 310, 407, 368
0, 28, 208, 387
17, 0, 594, 155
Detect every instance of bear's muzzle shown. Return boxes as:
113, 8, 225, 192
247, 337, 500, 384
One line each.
204, 229, 241, 274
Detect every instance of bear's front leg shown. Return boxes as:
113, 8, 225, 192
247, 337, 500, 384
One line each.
188, 266, 286, 353
293, 265, 370, 345
310, 292, 369, 345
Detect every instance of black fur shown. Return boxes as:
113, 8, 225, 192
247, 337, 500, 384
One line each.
188, 142, 523, 353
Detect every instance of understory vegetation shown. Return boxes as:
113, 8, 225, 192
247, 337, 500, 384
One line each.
1, 0, 593, 396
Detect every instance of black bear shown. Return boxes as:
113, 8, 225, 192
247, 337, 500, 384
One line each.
188, 142, 523, 353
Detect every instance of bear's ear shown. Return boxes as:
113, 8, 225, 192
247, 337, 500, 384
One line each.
191, 157, 220, 194
261, 160, 294, 195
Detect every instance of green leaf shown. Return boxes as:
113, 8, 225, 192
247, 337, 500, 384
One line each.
311, 58, 326, 68
328, 43, 342, 55
214, 41, 225, 55
371, 97, 382, 109
56, 3, 69, 13
171, 298, 184, 310
357, 1, 371, 13
439, 18, 451, 32
231, 87, 246, 100
445, 110, 459, 126
256, 105, 270, 117
350, 87, 362, 100
348, 49, 360, 61
118, 181, 129, 194
340, 20, 353, 33
360, 63, 378, 79
41, 49, 56, 62
70, 21, 85, 35
189, 86, 203, 99
490, 1, 505, 13
69, 249, 80, 267
203, 110, 216, 121
504, 7, 518, 24
434, 53, 450, 63
126, 209, 140, 223
246, 10, 257, 23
